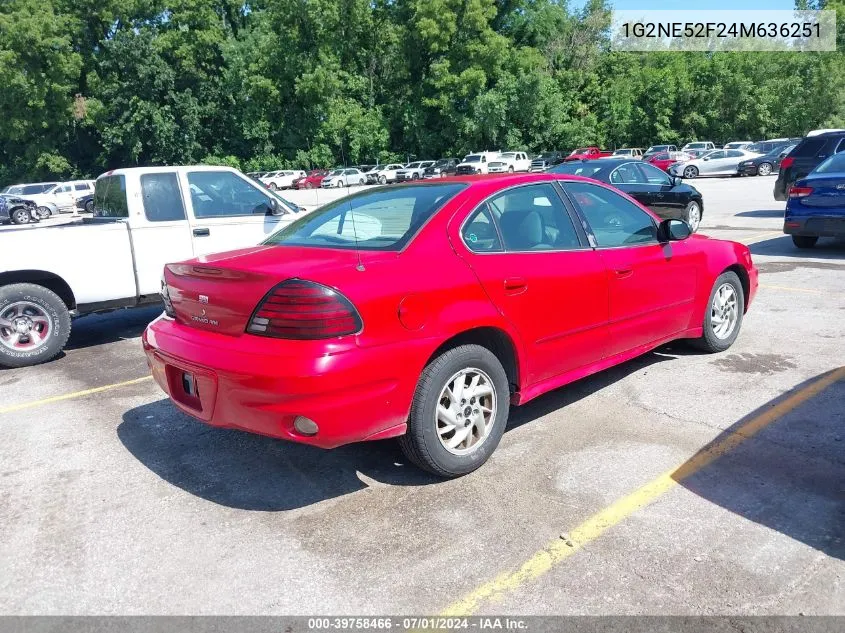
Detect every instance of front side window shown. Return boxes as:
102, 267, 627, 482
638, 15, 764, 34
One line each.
705, 151, 726, 160
93, 175, 128, 218
609, 164, 646, 184
726, 150, 745, 158
462, 206, 503, 253
141, 173, 186, 222
637, 163, 672, 185
486, 184, 581, 251
264, 183, 465, 251
187, 171, 274, 218
563, 181, 657, 248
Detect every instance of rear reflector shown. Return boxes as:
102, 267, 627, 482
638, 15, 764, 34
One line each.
788, 186, 814, 198
247, 279, 362, 339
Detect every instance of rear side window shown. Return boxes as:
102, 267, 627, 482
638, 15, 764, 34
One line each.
74, 183, 89, 191
486, 184, 581, 251
462, 206, 502, 253
793, 138, 826, 157
141, 173, 186, 222
93, 175, 128, 218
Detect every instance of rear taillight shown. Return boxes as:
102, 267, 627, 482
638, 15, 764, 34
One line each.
161, 275, 176, 318
247, 279, 362, 339
788, 186, 814, 198
780, 156, 794, 170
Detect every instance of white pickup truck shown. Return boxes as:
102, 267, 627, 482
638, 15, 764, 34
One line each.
0, 165, 305, 368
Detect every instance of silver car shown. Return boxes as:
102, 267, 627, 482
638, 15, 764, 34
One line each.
670, 149, 761, 179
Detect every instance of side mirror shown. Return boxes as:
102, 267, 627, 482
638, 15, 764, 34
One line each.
658, 218, 692, 242
702, 156, 709, 161
269, 198, 284, 216
670, 176, 680, 187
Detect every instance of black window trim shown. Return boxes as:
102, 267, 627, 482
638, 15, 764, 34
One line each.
457, 181, 591, 255
559, 180, 661, 251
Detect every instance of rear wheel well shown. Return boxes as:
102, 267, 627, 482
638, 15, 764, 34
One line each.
724, 264, 750, 311
0, 271, 76, 310
427, 327, 519, 393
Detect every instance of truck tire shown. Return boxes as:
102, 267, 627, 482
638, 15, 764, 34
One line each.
0, 283, 72, 368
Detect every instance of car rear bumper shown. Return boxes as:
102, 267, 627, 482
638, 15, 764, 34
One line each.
142, 316, 435, 449
783, 215, 845, 237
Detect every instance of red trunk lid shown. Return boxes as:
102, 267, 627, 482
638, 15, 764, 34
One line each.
164, 245, 366, 336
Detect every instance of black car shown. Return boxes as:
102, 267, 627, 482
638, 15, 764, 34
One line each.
424, 158, 459, 178
76, 193, 95, 213
737, 143, 796, 177
548, 158, 704, 232
0, 194, 38, 225
745, 138, 802, 156
529, 151, 566, 172
774, 131, 845, 201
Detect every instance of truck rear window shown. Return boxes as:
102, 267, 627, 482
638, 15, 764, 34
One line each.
94, 175, 128, 218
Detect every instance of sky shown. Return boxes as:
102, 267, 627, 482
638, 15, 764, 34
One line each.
572, 0, 797, 9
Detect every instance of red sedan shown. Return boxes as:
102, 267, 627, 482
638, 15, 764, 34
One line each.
294, 170, 328, 189
647, 152, 687, 173
143, 174, 758, 477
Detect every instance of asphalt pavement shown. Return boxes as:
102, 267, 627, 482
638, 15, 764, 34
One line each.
0, 174, 843, 615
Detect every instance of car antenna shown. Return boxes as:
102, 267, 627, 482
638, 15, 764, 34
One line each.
346, 196, 365, 272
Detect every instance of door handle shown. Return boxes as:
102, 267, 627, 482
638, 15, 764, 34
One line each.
193, 228, 210, 237
503, 277, 527, 294
655, 192, 664, 198
614, 268, 633, 279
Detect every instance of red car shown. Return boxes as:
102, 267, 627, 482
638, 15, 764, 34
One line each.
294, 170, 328, 189
563, 147, 614, 162
647, 152, 686, 173
143, 174, 758, 477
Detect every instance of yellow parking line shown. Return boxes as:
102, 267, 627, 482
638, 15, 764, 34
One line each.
0, 376, 154, 415
760, 284, 829, 295
741, 231, 779, 244
442, 366, 845, 616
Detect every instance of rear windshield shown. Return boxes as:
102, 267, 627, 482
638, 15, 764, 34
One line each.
263, 184, 466, 251
813, 153, 845, 173
687, 143, 708, 149
93, 175, 128, 217
646, 146, 668, 152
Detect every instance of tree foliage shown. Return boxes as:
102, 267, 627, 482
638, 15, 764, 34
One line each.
1, 0, 843, 181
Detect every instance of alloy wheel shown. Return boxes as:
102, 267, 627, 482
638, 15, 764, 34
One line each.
435, 368, 497, 455
0, 301, 53, 352
710, 283, 739, 340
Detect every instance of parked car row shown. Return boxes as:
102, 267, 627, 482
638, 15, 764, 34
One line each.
0, 180, 95, 222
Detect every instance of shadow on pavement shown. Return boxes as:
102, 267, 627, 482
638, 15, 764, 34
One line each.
673, 369, 845, 561
750, 235, 845, 259
734, 209, 785, 218
66, 305, 162, 351
118, 345, 694, 511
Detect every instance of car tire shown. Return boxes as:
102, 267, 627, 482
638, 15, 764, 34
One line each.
757, 162, 772, 176
684, 201, 702, 232
379, 175, 387, 184
690, 271, 744, 353
359, 178, 365, 185
792, 235, 818, 249
508, 166, 514, 173
268, 183, 278, 191
683, 165, 699, 179
305, 182, 314, 189
0, 283, 72, 368
10, 208, 33, 225
85, 199, 94, 213
399, 344, 510, 478
36, 206, 52, 219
